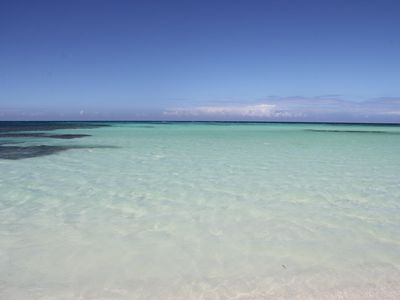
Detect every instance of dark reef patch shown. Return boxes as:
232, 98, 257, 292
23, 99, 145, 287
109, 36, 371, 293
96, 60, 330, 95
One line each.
0, 133, 91, 139
0, 145, 118, 160
0, 145, 69, 160
305, 129, 400, 134
0, 121, 109, 132
48, 134, 91, 139
0, 133, 46, 138
0, 140, 24, 146
0, 122, 113, 160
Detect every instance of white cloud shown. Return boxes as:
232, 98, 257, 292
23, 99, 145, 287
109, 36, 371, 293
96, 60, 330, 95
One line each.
379, 111, 400, 116
164, 104, 279, 117
163, 96, 400, 121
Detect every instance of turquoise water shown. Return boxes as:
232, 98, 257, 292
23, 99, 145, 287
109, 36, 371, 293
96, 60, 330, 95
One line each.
1, 122, 400, 299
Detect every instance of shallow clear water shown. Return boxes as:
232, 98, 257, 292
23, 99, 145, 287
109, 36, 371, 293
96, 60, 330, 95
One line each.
1, 122, 400, 299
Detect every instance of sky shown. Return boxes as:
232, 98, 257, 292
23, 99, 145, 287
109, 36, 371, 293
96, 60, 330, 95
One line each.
1, 0, 400, 122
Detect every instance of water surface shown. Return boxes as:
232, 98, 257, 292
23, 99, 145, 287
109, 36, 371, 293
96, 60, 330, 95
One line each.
1, 122, 399, 299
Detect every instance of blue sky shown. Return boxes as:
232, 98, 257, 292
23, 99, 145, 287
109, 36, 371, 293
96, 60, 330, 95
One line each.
1, 0, 400, 121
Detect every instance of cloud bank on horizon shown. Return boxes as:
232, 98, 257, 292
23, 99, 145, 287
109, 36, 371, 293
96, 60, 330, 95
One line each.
165, 104, 282, 118
163, 96, 400, 122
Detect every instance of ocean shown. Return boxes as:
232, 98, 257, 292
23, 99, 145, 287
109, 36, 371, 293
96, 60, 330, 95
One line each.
1, 121, 399, 299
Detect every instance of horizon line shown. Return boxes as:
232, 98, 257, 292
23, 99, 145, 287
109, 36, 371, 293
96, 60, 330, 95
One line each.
1, 120, 400, 125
